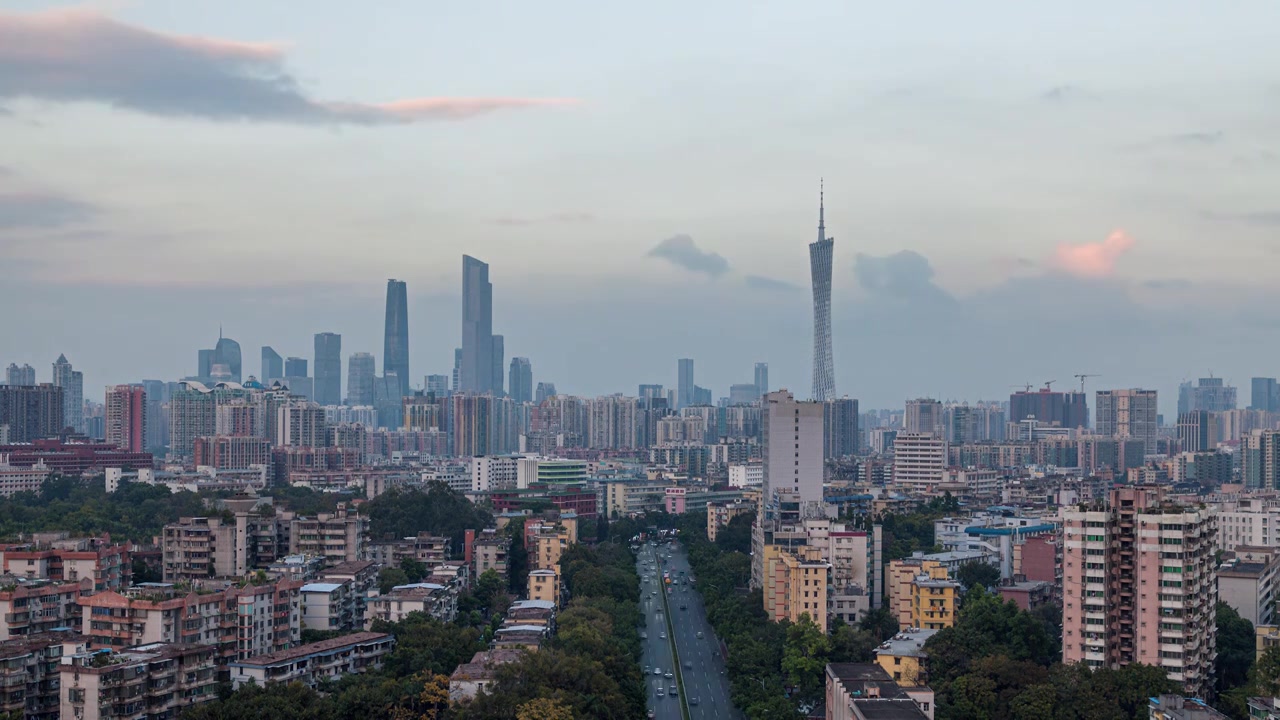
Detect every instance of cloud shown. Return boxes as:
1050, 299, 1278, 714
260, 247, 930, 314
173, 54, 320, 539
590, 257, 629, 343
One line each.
853, 250, 954, 305
647, 234, 729, 277
745, 275, 801, 292
0, 191, 99, 228
1201, 210, 1280, 226
1052, 230, 1135, 278
493, 212, 596, 227
1041, 85, 1087, 102
1166, 131, 1224, 145
0, 9, 576, 124
1142, 278, 1194, 290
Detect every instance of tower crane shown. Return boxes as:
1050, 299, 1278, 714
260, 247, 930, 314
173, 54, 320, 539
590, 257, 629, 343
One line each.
1074, 373, 1100, 393
1042, 380, 1057, 391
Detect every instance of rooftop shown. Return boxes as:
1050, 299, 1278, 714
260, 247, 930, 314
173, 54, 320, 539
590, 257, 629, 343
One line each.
876, 630, 938, 659
230, 631, 391, 668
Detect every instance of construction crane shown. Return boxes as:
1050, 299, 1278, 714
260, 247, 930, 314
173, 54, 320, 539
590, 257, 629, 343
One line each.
1012, 383, 1034, 393
1042, 380, 1057, 391
1074, 373, 1100, 393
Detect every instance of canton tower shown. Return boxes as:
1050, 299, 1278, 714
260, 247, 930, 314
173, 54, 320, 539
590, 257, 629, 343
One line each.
809, 180, 835, 401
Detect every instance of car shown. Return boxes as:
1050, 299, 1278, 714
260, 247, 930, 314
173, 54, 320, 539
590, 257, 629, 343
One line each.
639, 632, 647, 639
683, 660, 692, 669
653, 667, 662, 675
680, 604, 687, 610
696, 631, 704, 639
651, 591, 657, 596
690, 697, 700, 706
644, 665, 650, 673
648, 712, 656, 719
659, 632, 667, 639
665, 671, 673, 679
656, 688, 664, 698
668, 685, 678, 697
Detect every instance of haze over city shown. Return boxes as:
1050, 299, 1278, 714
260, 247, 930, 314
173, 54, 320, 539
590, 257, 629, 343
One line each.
4, 2, 1280, 413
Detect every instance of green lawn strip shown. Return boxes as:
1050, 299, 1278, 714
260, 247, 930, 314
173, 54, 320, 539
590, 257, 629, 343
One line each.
660, 565, 692, 720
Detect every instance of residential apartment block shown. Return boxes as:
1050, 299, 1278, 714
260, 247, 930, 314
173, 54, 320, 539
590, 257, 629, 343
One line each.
229, 631, 394, 689
1061, 486, 1217, 696
60, 642, 220, 720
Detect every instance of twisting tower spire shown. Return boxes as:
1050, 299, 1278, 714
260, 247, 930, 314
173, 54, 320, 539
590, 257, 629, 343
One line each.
809, 180, 835, 401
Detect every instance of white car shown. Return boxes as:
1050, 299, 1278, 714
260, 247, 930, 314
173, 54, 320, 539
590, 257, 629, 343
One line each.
659, 632, 667, 639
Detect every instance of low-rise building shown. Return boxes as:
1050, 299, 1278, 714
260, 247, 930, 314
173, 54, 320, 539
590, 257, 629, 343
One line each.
875, 628, 937, 687
825, 663, 935, 720
0, 631, 87, 720
299, 581, 358, 633
319, 560, 377, 629
998, 579, 1053, 610
763, 545, 832, 632
229, 631, 394, 689
60, 642, 220, 720
1148, 694, 1230, 719
909, 565, 959, 631
526, 569, 560, 606
0, 534, 131, 594
466, 528, 510, 581
707, 500, 754, 543
448, 648, 525, 702
1219, 546, 1280, 627
365, 583, 458, 627
287, 504, 367, 566
0, 578, 85, 640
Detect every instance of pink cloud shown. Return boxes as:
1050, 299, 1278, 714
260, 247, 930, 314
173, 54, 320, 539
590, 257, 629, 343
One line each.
0, 9, 577, 124
1052, 230, 1136, 278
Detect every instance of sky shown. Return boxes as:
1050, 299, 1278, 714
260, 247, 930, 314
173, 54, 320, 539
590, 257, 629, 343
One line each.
2, 1, 1279, 415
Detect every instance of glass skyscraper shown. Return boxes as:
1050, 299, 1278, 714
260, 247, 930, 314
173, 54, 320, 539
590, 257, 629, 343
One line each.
383, 279, 410, 397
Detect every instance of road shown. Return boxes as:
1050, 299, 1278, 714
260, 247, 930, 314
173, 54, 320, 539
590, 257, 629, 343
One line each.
637, 539, 741, 720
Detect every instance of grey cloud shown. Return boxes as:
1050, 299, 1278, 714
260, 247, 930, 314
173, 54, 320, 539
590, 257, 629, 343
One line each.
1201, 209, 1280, 226
745, 275, 801, 292
1167, 131, 1224, 145
1041, 85, 1085, 102
853, 250, 955, 305
0, 9, 575, 124
0, 192, 98, 229
493, 212, 596, 227
647, 234, 729, 277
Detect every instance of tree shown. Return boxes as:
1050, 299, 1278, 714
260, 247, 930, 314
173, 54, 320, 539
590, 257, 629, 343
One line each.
1255, 645, 1280, 698
516, 698, 574, 720
399, 558, 428, 583
379, 567, 410, 594
715, 511, 755, 554
782, 615, 832, 701
366, 483, 494, 553
1216, 601, 1255, 694
956, 561, 1001, 591
506, 519, 530, 596
858, 607, 901, 642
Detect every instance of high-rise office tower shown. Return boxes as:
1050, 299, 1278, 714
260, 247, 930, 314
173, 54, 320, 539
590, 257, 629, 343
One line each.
904, 398, 943, 436
461, 255, 496, 394
1251, 378, 1279, 412
1096, 388, 1159, 456
1177, 377, 1237, 415
425, 374, 450, 397
535, 382, 557, 405
1061, 486, 1216, 696
492, 334, 505, 396
276, 401, 328, 447
383, 279, 410, 397
313, 333, 342, 405
261, 347, 283, 382
213, 332, 242, 383
347, 352, 376, 406
754, 362, 769, 399
105, 385, 146, 453
761, 390, 825, 507
141, 379, 168, 452
452, 349, 462, 393
284, 357, 308, 378
639, 384, 664, 400
1008, 387, 1089, 428
0, 384, 63, 442
197, 349, 215, 379
509, 358, 533, 404
1177, 410, 1217, 453
729, 384, 759, 405
52, 354, 82, 434
810, 182, 835, 401
824, 397, 859, 458
1242, 430, 1280, 490
4, 364, 35, 386
677, 358, 694, 410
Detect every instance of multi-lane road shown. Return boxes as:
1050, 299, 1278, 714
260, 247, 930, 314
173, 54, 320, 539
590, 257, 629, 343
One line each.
637, 539, 741, 720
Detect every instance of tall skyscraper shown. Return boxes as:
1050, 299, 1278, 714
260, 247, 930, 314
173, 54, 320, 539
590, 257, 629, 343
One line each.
141, 379, 168, 452
677, 358, 694, 410
1251, 377, 1279, 412
1177, 377, 1237, 415
261, 347, 283, 382
754, 362, 769, 399
810, 182, 835, 401
1096, 388, 1159, 456
383, 279, 410, 397
105, 385, 146, 453
452, 348, 462, 393
824, 397, 859, 458
197, 349, 215, 379
347, 352, 376, 406
1177, 410, 1217, 453
1061, 486, 1216, 696
425, 374, 450, 397
904, 398, 943, 436
313, 333, 342, 406
52, 354, 82, 434
1242, 430, 1280, 490
761, 390, 825, 507
461, 255, 496, 394
535, 382, 557, 404
0, 384, 63, 442
4, 364, 35, 386
284, 357, 308, 378
1009, 387, 1089, 429
492, 334, 505, 396
213, 332, 242, 383
509, 358, 533, 404
638, 384, 664, 400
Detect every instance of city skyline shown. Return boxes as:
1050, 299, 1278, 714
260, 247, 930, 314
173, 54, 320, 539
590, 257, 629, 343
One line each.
3, 3, 1280, 414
